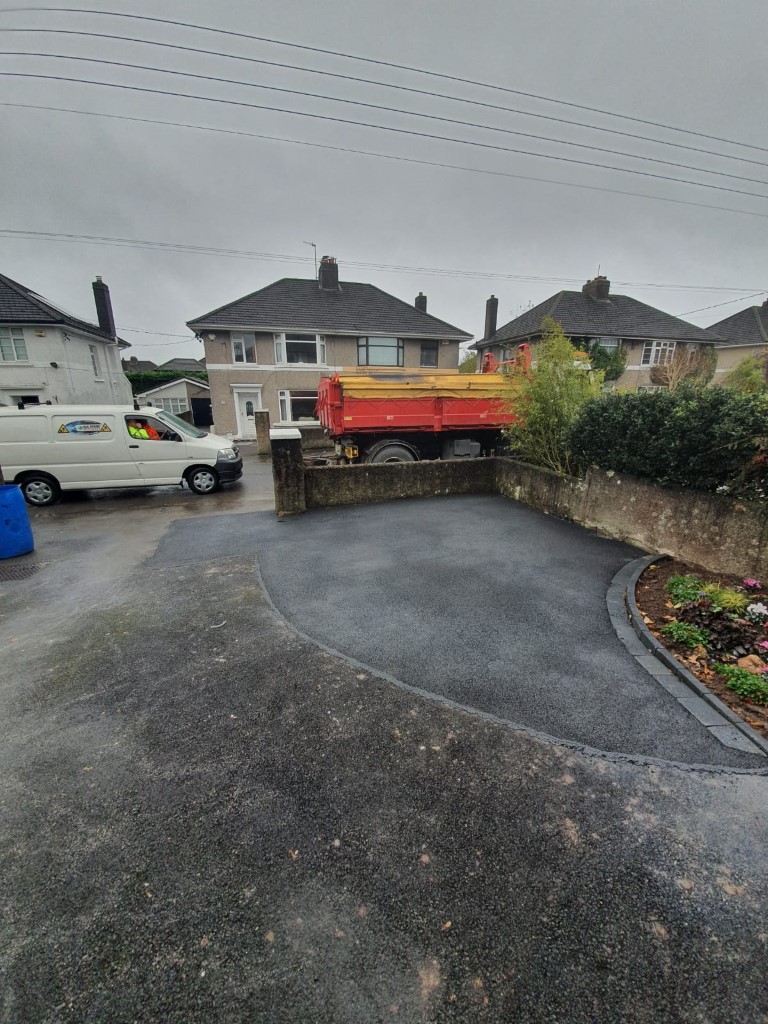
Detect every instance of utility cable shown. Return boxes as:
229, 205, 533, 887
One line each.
1, 6, 765, 156
3, 72, 768, 201
4, 27, 766, 170
4, 101, 768, 223
3, 51, 766, 187
2, 228, 764, 294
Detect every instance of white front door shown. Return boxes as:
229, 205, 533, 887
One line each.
235, 391, 260, 438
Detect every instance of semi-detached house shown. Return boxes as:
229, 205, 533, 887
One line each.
0, 273, 132, 407
187, 257, 471, 440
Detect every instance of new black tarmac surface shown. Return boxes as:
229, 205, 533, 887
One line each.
2, 492, 767, 1023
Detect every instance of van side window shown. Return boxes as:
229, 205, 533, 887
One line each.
125, 416, 177, 441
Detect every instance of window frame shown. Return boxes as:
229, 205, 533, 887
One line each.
89, 344, 103, 379
154, 396, 190, 415
273, 332, 325, 366
641, 340, 677, 366
590, 336, 620, 352
277, 389, 319, 424
357, 336, 405, 367
419, 341, 439, 368
0, 326, 29, 362
232, 331, 258, 365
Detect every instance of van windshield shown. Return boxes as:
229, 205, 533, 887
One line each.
153, 410, 207, 439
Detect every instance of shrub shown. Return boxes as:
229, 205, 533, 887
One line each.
501, 316, 603, 475
725, 355, 768, 395
713, 663, 768, 704
661, 620, 709, 649
666, 574, 704, 603
569, 385, 768, 494
587, 341, 627, 382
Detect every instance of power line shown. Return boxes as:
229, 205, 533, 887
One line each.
4, 51, 766, 188
2, 6, 765, 157
677, 292, 766, 317
5, 102, 768, 223
5, 27, 767, 171
2, 228, 764, 294
4, 72, 768, 202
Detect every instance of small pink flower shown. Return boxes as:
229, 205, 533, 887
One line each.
759, 641, 768, 651
744, 578, 763, 590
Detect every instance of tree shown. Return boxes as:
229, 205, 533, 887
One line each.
458, 352, 477, 374
649, 346, 716, 389
587, 341, 627, 382
502, 316, 604, 475
724, 353, 768, 394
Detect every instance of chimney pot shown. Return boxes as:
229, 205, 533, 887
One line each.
415, 292, 427, 313
318, 255, 340, 291
484, 294, 498, 339
92, 276, 116, 338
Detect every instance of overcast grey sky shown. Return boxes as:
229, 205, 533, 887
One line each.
1, 0, 766, 362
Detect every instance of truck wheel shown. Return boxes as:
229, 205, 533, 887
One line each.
19, 472, 61, 507
186, 466, 220, 494
366, 443, 418, 464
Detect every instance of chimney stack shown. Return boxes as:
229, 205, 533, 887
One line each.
582, 275, 610, 302
484, 294, 498, 339
318, 255, 340, 291
92, 275, 116, 338
415, 292, 427, 313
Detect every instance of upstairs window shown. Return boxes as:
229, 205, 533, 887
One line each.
89, 344, 102, 378
274, 333, 325, 365
232, 332, 257, 364
420, 341, 438, 368
358, 337, 404, 367
0, 327, 28, 361
641, 340, 676, 366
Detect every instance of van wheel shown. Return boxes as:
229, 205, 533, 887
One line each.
186, 466, 220, 495
19, 472, 61, 507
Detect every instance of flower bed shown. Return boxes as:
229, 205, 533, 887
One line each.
634, 560, 768, 738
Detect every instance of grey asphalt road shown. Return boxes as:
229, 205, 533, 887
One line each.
2, 492, 767, 1023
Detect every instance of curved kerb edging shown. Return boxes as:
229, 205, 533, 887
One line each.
608, 554, 768, 759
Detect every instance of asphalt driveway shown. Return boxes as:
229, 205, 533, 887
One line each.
148, 495, 761, 766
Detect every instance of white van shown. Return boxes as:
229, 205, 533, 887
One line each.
0, 405, 243, 506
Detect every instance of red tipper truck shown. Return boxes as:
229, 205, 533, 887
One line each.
316, 345, 529, 463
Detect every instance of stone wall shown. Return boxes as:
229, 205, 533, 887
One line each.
304, 458, 497, 508
495, 459, 768, 577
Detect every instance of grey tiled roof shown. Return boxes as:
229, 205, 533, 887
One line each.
0, 271, 123, 343
157, 357, 206, 371
122, 358, 158, 372
473, 290, 725, 348
187, 278, 471, 339
709, 303, 768, 347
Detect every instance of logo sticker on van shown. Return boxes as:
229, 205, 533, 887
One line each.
59, 420, 110, 435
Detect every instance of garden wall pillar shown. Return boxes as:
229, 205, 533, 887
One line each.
270, 427, 305, 515
253, 410, 271, 456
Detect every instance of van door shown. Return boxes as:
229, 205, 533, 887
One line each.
52, 412, 143, 487
122, 414, 190, 484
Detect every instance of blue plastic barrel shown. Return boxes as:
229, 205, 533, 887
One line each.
0, 483, 34, 559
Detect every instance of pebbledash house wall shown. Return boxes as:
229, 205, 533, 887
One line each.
714, 343, 768, 380
203, 331, 461, 438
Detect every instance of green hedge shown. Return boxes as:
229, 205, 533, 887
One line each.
125, 370, 208, 396
570, 385, 768, 495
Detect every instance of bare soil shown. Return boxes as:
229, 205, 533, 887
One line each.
635, 559, 768, 739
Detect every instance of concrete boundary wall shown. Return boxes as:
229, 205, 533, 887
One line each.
304, 458, 497, 508
272, 438, 768, 574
